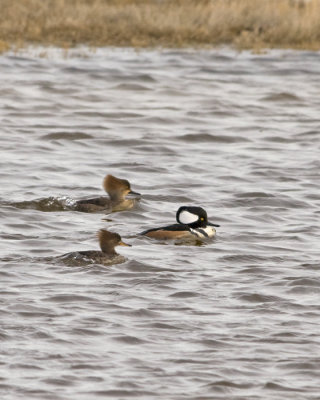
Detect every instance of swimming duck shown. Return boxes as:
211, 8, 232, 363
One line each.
75, 174, 141, 213
141, 206, 220, 240
60, 229, 131, 266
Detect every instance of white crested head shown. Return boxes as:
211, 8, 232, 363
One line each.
178, 210, 199, 225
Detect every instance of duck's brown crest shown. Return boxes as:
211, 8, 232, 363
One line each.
97, 229, 121, 253
103, 174, 130, 199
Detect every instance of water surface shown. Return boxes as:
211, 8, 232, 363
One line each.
1, 47, 320, 400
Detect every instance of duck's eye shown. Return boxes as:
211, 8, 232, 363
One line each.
200, 217, 204, 221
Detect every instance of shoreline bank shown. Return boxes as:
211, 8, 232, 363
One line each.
1, 0, 320, 53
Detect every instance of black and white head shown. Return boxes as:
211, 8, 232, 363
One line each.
176, 206, 220, 228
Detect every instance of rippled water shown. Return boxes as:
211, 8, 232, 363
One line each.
1, 47, 320, 399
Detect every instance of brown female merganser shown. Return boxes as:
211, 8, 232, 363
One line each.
75, 174, 141, 212
60, 229, 131, 266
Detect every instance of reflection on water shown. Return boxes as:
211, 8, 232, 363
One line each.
1, 47, 320, 400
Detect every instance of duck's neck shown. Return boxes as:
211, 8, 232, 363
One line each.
100, 244, 118, 257
104, 249, 118, 257
188, 221, 203, 229
108, 191, 125, 202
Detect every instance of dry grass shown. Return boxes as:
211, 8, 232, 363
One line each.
1, 0, 320, 52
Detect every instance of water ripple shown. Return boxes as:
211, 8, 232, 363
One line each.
0, 47, 319, 400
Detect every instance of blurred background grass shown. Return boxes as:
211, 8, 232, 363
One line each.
0, 0, 319, 52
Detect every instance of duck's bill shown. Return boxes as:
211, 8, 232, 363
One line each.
119, 241, 132, 247
208, 222, 220, 227
126, 190, 141, 199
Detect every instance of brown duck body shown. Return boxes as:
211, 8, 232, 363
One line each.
74, 174, 140, 213
60, 229, 130, 266
142, 225, 193, 240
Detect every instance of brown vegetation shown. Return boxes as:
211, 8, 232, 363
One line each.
0, 0, 320, 52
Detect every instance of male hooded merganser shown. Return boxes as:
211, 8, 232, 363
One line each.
60, 229, 131, 266
141, 206, 220, 240
75, 174, 141, 212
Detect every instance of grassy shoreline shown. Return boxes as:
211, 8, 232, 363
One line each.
1, 0, 320, 53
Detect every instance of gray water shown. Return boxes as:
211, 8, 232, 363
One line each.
1, 47, 320, 400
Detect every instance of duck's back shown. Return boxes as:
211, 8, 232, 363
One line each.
59, 250, 125, 266
74, 197, 112, 212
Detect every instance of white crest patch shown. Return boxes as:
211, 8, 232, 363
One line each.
178, 210, 199, 225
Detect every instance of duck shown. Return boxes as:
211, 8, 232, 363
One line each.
60, 229, 131, 266
141, 206, 220, 240
74, 174, 141, 213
